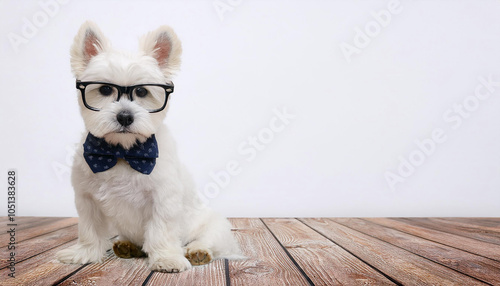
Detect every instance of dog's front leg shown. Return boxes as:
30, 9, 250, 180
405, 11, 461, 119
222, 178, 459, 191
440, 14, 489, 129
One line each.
143, 216, 192, 273
57, 193, 111, 264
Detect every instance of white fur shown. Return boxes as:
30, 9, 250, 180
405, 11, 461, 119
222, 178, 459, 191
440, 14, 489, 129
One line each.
56, 21, 241, 272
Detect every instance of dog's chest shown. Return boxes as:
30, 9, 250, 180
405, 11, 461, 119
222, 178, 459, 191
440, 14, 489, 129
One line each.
91, 160, 155, 216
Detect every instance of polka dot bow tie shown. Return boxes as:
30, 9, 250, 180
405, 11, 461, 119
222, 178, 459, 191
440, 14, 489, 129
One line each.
83, 133, 159, 175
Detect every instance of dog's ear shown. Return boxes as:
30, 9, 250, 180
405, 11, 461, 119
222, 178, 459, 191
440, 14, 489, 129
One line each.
139, 25, 182, 78
70, 21, 110, 78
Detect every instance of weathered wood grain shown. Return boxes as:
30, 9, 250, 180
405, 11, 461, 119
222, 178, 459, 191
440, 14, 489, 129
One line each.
0, 216, 49, 226
0, 217, 78, 249
399, 218, 500, 245
57, 249, 151, 286
0, 216, 11, 223
263, 218, 396, 285
0, 217, 59, 234
228, 218, 311, 286
442, 217, 500, 229
332, 218, 500, 285
302, 218, 487, 285
2, 217, 500, 285
145, 259, 226, 286
366, 218, 500, 261
0, 240, 82, 286
0, 224, 79, 269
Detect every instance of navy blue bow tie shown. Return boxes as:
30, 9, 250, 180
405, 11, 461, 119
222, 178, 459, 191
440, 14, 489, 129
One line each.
83, 133, 159, 175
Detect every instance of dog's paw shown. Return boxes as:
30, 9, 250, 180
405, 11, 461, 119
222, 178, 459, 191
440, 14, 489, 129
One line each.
149, 255, 192, 273
113, 240, 147, 259
185, 248, 213, 266
56, 244, 103, 264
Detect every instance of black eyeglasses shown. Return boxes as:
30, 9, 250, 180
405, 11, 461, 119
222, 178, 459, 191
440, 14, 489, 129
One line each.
76, 80, 174, 113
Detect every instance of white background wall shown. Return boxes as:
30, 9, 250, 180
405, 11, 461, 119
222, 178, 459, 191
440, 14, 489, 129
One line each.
1, 0, 499, 218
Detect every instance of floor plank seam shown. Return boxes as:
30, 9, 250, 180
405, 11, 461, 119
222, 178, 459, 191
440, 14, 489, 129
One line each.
297, 218, 404, 286
331, 219, 492, 285
394, 218, 500, 243
359, 219, 500, 282
260, 218, 316, 286
396, 218, 500, 246
224, 258, 230, 286
365, 218, 500, 263
141, 271, 154, 286
51, 263, 89, 286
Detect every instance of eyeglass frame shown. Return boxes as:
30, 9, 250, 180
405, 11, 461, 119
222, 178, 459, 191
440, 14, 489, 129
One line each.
76, 80, 174, 113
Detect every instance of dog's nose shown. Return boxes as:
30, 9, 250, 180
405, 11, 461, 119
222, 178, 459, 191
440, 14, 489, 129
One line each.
117, 111, 134, 127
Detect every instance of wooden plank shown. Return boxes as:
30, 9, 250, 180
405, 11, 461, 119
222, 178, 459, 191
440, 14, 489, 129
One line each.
399, 218, 500, 245
301, 218, 487, 285
228, 218, 311, 286
366, 218, 500, 261
56, 230, 224, 285
0, 217, 78, 248
0, 216, 47, 226
332, 218, 500, 285
0, 224, 79, 269
57, 250, 151, 286
0, 217, 59, 234
0, 239, 82, 286
145, 260, 225, 286
262, 218, 396, 285
439, 217, 500, 230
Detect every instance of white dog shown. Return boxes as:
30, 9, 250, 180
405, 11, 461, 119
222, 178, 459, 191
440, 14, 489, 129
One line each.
56, 21, 241, 273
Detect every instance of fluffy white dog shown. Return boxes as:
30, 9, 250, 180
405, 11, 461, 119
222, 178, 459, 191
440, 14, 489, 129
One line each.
56, 21, 241, 273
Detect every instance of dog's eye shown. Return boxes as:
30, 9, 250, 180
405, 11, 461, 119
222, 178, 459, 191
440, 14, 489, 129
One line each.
99, 85, 114, 96
135, 87, 148, 98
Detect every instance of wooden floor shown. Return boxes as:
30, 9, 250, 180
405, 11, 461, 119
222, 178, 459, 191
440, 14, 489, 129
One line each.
1, 217, 499, 286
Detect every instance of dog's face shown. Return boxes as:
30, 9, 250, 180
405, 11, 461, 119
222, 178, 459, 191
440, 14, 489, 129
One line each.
71, 22, 182, 149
